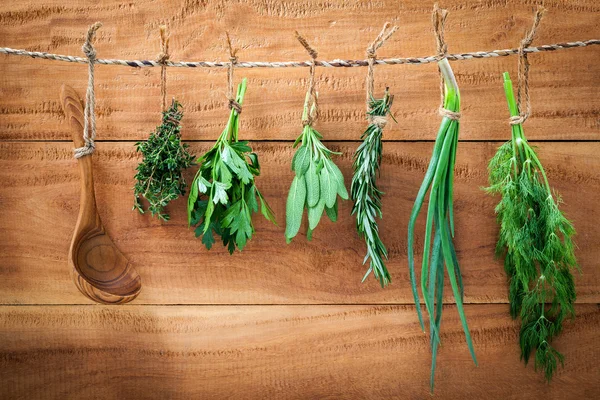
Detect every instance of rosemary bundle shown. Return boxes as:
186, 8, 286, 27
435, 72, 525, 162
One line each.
486, 72, 577, 381
133, 99, 195, 221
187, 78, 276, 253
407, 58, 476, 389
351, 89, 394, 287
285, 92, 348, 242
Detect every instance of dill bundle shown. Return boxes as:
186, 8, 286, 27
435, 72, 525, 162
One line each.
486, 72, 577, 381
407, 58, 476, 389
133, 100, 195, 221
351, 89, 394, 287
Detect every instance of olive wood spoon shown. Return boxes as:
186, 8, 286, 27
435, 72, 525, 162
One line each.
60, 84, 141, 304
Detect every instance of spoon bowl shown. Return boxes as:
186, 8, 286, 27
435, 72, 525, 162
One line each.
60, 84, 141, 304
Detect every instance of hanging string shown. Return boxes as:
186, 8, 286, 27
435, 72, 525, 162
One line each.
226, 32, 242, 114
432, 4, 460, 121
74, 22, 102, 159
156, 25, 170, 112
366, 22, 398, 128
295, 31, 319, 126
510, 6, 546, 126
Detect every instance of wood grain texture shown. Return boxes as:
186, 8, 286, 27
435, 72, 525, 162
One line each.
1, 141, 598, 305
0, 0, 599, 141
0, 304, 598, 399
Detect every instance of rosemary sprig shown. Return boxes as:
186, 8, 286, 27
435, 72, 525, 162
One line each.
285, 92, 348, 242
133, 99, 195, 221
407, 58, 477, 390
351, 89, 394, 287
187, 78, 276, 253
486, 72, 577, 381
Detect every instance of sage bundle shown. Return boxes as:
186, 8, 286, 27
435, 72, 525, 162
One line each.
188, 78, 276, 253
486, 72, 577, 381
285, 32, 348, 243
407, 5, 476, 390
133, 100, 195, 220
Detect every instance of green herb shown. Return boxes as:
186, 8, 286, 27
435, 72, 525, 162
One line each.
285, 92, 348, 242
187, 78, 276, 253
407, 58, 477, 390
133, 99, 195, 221
486, 72, 577, 381
351, 89, 394, 287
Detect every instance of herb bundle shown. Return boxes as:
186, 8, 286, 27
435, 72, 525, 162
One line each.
285, 92, 348, 242
486, 72, 577, 381
187, 78, 276, 253
351, 89, 394, 287
407, 58, 476, 389
133, 99, 195, 221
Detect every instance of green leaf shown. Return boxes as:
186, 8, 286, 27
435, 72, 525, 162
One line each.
292, 145, 310, 177
320, 162, 337, 208
325, 198, 338, 222
306, 161, 320, 207
285, 175, 306, 242
213, 181, 231, 205
308, 199, 325, 230
328, 162, 348, 200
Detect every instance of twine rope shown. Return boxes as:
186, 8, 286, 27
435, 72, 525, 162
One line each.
366, 22, 398, 128
510, 6, 546, 126
226, 32, 242, 114
432, 4, 460, 121
74, 22, 101, 159
156, 25, 170, 112
0, 40, 596, 68
295, 31, 319, 126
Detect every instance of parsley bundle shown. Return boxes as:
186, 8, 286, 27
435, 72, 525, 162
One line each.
187, 78, 276, 253
351, 89, 394, 287
486, 72, 577, 381
285, 92, 348, 242
133, 99, 195, 221
407, 58, 476, 389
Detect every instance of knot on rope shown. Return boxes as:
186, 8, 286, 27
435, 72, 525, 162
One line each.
509, 115, 527, 126
228, 99, 242, 114
368, 115, 388, 128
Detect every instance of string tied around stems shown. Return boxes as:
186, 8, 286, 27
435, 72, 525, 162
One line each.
432, 4, 460, 122
295, 31, 319, 127
226, 32, 242, 114
366, 22, 398, 128
509, 6, 546, 126
156, 25, 170, 112
74, 22, 102, 159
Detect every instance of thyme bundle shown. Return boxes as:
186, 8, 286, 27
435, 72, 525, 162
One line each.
351, 89, 394, 287
486, 72, 577, 381
187, 78, 276, 253
407, 58, 476, 389
133, 100, 195, 220
285, 92, 348, 242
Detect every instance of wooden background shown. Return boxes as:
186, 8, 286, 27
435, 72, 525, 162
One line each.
1, 0, 599, 398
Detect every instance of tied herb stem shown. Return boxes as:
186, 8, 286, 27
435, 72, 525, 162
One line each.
351, 89, 394, 287
133, 99, 195, 221
407, 58, 477, 391
187, 78, 276, 253
486, 72, 577, 381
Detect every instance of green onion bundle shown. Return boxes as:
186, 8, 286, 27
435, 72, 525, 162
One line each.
351, 89, 394, 287
486, 72, 577, 381
407, 58, 477, 389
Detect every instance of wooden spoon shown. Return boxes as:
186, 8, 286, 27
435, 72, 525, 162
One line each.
60, 84, 141, 304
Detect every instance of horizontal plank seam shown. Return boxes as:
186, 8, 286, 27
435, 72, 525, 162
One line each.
2, 139, 600, 144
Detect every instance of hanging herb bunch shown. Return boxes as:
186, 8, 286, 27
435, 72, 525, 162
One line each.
285, 32, 348, 243
486, 72, 577, 381
351, 23, 397, 288
133, 25, 195, 221
407, 5, 476, 390
187, 78, 276, 253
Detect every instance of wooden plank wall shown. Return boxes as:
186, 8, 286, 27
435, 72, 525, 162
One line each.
0, 1, 599, 398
